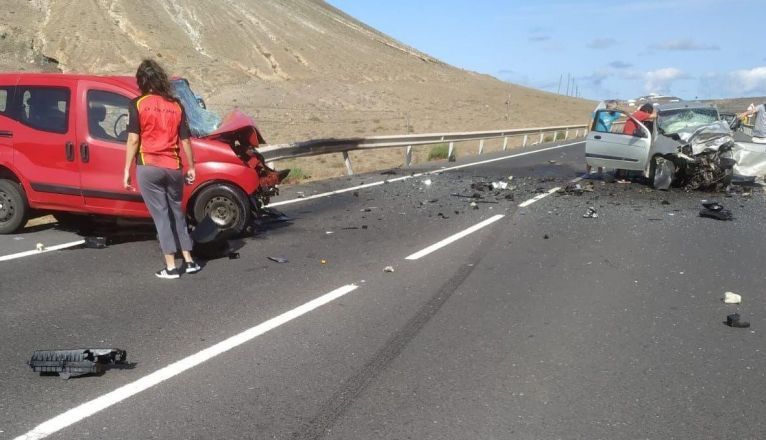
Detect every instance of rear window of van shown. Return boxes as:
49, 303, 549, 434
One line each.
0, 89, 7, 113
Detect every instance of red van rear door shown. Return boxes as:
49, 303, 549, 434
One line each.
12, 79, 84, 211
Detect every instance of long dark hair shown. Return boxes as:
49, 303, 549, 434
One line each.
135, 59, 175, 101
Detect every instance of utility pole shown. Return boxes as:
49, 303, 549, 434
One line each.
566, 73, 571, 96
557, 74, 563, 95
505, 93, 511, 121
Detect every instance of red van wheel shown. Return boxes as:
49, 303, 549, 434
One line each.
0, 179, 29, 234
192, 184, 250, 237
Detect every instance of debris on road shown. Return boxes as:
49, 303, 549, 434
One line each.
724, 291, 742, 304
422, 179, 432, 186
36, 243, 44, 252
491, 181, 509, 190
28, 348, 127, 379
699, 200, 733, 221
583, 207, 599, 218
726, 313, 750, 328
228, 252, 240, 260
84, 236, 107, 249
470, 202, 479, 210
384, 266, 395, 273
267, 256, 289, 264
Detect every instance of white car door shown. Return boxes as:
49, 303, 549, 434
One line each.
586, 109, 652, 171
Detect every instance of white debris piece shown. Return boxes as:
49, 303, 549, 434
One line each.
422, 179, 432, 186
724, 291, 742, 304
36, 243, 45, 252
491, 181, 509, 190
384, 266, 395, 273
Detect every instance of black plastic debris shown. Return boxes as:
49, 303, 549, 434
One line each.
699, 201, 733, 221
84, 236, 107, 249
726, 313, 750, 328
228, 252, 240, 260
28, 348, 127, 379
192, 216, 231, 259
267, 256, 289, 264
583, 207, 598, 218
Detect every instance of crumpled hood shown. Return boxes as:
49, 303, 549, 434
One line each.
675, 121, 733, 155
202, 110, 266, 147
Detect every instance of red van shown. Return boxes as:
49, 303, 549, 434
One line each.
0, 73, 285, 235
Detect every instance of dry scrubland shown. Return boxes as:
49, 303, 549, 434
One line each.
2, 0, 595, 180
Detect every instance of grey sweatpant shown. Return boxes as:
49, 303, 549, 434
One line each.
136, 165, 193, 254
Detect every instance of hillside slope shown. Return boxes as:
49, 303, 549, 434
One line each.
1, 0, 594, 143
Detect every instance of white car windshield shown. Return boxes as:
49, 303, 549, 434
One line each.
657, 108, 718, 135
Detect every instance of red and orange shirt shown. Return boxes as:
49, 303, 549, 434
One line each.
623, 110, 653, 136
127, 94, 191, 169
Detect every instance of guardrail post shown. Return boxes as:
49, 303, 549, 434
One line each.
553, 131, 558, 142
342, 151, 354, 175
447, 141, 454, 159
522, 134, 528, 147
564, 128, 569, 140
539, 131, 544, 144
502, 136, 508, 151
405, 145, 413, 167
478, 139, 485, 155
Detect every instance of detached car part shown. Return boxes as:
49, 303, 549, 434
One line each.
28, 348, 127, 379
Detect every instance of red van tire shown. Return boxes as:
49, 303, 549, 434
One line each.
192, 183, 250, 237
0, 179, 29, 234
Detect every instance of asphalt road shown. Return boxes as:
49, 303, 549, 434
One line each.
2, 140, 766, 440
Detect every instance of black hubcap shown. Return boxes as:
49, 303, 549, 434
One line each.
0, 190, 14, 223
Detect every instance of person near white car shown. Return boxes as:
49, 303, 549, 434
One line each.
587, 100, 620, 176
739, 103, 766, 144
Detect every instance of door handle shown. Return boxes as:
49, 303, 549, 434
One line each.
65, 142, 75, 161
0, 130, 12, 138
80, 142, 90, 163
594, 135, 602, 140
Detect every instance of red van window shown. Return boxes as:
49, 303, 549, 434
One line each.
17, 86, 70, 134
0, 88, 9, 114
87, 90, 130, 143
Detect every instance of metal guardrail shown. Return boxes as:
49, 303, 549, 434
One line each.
259, 124, 589, 175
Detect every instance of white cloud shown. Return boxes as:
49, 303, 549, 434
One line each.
699, 66, 766, 98
587, 38, 618, 49
730, 66, 766, 92
644, 67, 688, 93
649, 38, 720, 51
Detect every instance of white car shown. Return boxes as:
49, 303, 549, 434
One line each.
584, 101, 742, 189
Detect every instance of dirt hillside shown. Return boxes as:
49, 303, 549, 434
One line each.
3, 0, 595, 179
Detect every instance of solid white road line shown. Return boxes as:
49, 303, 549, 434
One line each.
267, 141, 585, 208
405, 214, 505, 260
14, 284, 359, 440
0, 240, 86, 263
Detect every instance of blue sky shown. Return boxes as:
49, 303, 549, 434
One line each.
326, 0, 766, 101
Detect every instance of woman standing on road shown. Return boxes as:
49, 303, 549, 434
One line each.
122, 59, 201, 279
